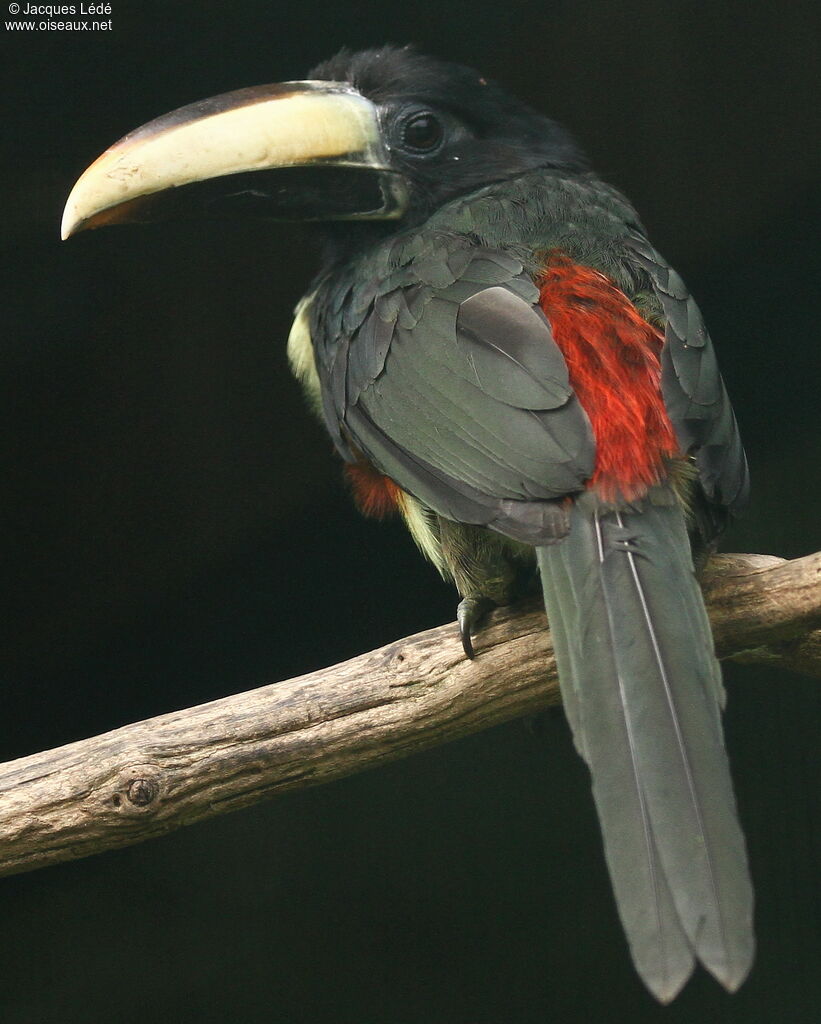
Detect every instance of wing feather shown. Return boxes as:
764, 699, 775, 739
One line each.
314, 244, 595, 542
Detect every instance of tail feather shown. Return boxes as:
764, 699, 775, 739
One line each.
547, 529, 695, 1000
538, 488, 754, 1000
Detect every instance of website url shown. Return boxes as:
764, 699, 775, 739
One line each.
5, 18, 111, 28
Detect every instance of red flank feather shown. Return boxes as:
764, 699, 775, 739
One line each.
539, 253, 678, 501
345, 461, 404, 519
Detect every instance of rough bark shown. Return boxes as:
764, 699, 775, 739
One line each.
0, 550, 818, 879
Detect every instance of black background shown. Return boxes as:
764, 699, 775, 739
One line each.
2, 2, 820, 1021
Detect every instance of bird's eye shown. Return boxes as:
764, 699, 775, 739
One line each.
399, 112, 444, 153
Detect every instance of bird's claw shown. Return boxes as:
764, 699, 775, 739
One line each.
456, 596, 495, 660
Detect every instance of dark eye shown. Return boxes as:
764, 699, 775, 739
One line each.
400, 112, 444, 153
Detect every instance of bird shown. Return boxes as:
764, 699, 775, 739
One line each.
62, 45, 754, 1002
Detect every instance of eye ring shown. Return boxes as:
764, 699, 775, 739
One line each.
398, 111, 444, 154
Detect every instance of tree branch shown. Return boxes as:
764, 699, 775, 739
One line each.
1, 551, 818, 879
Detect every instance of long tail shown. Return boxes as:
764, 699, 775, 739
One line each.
537, 488, 754, 1002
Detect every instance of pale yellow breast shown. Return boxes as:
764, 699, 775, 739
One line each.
286, 291, 323, 417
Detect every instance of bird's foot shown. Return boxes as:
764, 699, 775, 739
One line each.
456, 595, 496, 660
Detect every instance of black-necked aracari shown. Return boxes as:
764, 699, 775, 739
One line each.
62, 46, 754, 1002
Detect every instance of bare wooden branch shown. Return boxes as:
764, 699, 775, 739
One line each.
0, 550, 818, 880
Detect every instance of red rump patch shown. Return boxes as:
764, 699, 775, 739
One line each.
538, 252, 679, 501
345, 461, 404, 519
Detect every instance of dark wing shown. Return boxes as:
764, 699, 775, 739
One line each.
319, 245, 595, 544
624, 234, 750, 518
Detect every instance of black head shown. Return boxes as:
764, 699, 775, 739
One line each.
310, 46, 587, 223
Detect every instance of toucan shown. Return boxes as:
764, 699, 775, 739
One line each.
62, 46, 754, 1002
